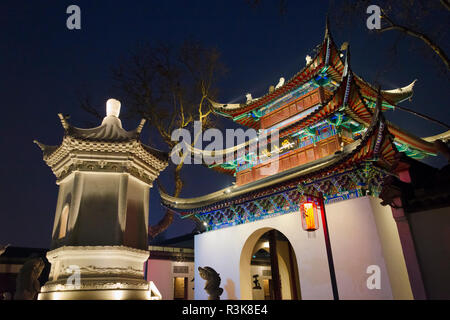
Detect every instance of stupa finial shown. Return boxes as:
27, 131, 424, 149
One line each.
106, 98, 121, 118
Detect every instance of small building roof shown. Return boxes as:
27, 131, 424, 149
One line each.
35, 99, 167, 162
160, 95, 397, 216
34, 99, 169, 184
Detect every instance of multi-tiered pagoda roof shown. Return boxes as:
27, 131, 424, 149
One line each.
160, 20, 441, 231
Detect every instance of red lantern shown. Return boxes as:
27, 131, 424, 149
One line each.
301, 201, 319, 231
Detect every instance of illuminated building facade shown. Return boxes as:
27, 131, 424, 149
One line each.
161, 21, 445, 300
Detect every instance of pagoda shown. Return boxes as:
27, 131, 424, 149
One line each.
160, 20, 442, 300
34, 99, 167, 300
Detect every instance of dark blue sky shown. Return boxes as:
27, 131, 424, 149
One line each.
0, 1, 448, 248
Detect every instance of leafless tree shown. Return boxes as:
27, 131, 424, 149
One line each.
330, 0, 449, 74
109, 40, 225, 238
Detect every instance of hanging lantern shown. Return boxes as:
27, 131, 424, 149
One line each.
301, 201, 319, 231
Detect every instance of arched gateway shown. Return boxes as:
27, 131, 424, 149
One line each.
240, 228, 301, 300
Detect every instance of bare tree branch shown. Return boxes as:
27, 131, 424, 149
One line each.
379, 9, 449, 71
440, 0, 450, 11
330, 0, 449, 76
79, 93, 102, 122
112, 40, 225, 238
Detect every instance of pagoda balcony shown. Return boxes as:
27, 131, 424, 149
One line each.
236, 134, 342, 186
260, 86, 332, 129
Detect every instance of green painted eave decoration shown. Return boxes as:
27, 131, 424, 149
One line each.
233, 113, 250, 121
364, 96, 395, 110
221, 161, 238, 170
214, 110, 234, 118
312, 66, 331, 88
304, 127, 317, 137
394, 141, 436, 159
208, 160, 238, 171
343, 122, 365, 134
251, 109, 264, 120
326, 113, 346, 128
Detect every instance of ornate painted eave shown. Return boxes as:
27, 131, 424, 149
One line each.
160, 146, 359, 212
204, 51, 431, 176
161, 94, 396, 217
204, 69, 371, 167
279, 73, 370, 139
356, 75, 417, 107
189, 70, 367, 173
387, 121, 437, 155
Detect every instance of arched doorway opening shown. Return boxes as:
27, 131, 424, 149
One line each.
240, 228, 301, 300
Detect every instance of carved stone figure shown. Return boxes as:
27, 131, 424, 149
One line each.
14, 257, 45, 300
252, 274, 261, 289
0, 244, 9, 256
275, 77, 285, 89
198, 266, 223, 300
245, 93, 253, 104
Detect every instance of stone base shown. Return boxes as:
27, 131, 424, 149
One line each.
38, 246, 161, 300
39, 288, 153, 300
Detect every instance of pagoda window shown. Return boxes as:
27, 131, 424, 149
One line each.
58, 204, 70, 239
296, 100, 304, 112
298, 151, 307, 164
260, 87, 329, 129
306, 148, 315, 161
281, 157, 291, 171
289, 104, 297, 115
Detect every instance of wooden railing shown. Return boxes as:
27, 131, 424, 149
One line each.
260, 87, 331, 129
236, 135, 341, 186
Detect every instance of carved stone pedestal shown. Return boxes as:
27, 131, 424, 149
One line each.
35, 99, 168, 300
38, 246, 161, 300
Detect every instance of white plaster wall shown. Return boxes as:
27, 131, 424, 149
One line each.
194, 210, 333, 300
325, 196, 393, 299
147, 259, 195, 300
194, 196, 412, 300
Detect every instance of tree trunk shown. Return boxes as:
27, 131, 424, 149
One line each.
148, 164, 184, 239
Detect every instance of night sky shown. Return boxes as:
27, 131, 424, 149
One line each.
1, 1, 448, 249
